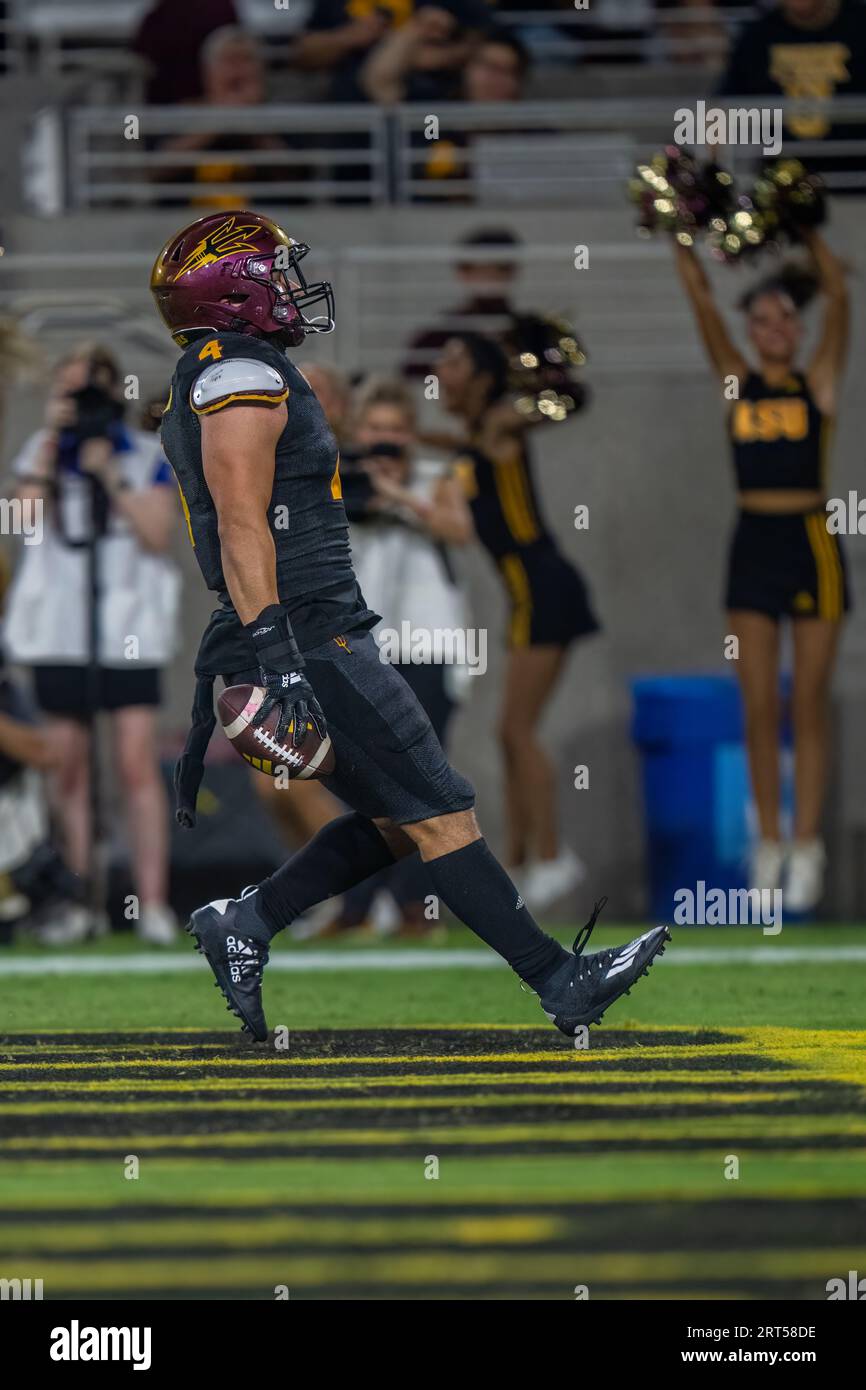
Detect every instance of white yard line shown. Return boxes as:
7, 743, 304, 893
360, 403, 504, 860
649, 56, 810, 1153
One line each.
1, 946, 865, 976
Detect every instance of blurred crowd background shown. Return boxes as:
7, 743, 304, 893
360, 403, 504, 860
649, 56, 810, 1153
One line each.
0, 0, 865, 943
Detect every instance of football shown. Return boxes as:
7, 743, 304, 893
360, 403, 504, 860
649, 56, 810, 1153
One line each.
217, 683, 335, 780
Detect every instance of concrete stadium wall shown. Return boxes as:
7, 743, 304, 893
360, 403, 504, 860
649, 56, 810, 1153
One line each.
2, 202, 865, 918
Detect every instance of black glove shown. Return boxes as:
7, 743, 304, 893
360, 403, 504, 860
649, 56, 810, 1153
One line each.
245, 604, 327, 749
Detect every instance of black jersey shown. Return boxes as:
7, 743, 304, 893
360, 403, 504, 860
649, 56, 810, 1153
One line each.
453, 432, 552, 560
729, 372, 829, 494
161, 331, 376, 648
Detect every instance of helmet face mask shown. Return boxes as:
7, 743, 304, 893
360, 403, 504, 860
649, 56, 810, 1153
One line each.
245, 242, 335, 346
150, 212, 335, 348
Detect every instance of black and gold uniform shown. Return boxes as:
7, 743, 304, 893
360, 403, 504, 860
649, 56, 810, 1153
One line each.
162, 330, 475, 827
725, 372, 849, 621
454, 432, 598, 648
162, 330, 373, 644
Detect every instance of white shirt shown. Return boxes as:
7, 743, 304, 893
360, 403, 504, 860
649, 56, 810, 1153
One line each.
349, 459, 472, 699
4, 426, 180, 667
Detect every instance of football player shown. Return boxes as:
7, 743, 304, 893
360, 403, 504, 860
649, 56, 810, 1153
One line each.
150, 210, 670, 1040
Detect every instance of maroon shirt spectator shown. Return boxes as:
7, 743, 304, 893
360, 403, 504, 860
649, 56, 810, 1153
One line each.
154, 29, 304, 207
134, 0, 239, 104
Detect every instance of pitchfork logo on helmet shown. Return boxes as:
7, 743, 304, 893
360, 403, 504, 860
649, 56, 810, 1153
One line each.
149, 210, 335, 349
174, 215, 263, 278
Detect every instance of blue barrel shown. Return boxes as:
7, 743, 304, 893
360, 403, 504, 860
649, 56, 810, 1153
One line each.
631, 675, 785, 921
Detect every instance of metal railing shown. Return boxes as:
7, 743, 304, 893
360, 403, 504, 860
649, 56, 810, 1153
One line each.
335, 240, 695, 377
0, 236, 819, 380
64, 103, 391, 208
35, 96, 866, 213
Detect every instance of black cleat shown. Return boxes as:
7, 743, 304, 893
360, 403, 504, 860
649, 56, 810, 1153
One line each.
539, 897, 670, 1037
186, 887, 272, 1041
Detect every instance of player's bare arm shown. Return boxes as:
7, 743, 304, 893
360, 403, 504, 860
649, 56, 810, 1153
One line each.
200, 401, 286, 623
201, 399, 326, 749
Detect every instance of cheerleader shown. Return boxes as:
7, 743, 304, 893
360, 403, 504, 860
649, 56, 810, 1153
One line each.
434, 331, 598, 911
673, 229, 850, 909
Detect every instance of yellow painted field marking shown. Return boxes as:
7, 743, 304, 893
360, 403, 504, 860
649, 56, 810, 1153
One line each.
1, 1246, 862, 1294
0, 1053, 607, 1070
2, 1114, 864, 1151
0, 1068, 838, 1096
0, 1088, 812, 1117
0, 1211, 562, 1254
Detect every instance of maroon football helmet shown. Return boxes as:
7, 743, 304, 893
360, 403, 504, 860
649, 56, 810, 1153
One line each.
150, 210, 334, 348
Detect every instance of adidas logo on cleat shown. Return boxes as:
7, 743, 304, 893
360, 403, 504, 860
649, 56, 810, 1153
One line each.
226, 935, 255, 955
605, 928, 658, 979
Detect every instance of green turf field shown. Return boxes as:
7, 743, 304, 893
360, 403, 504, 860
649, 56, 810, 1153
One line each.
1, 923, 865, 1299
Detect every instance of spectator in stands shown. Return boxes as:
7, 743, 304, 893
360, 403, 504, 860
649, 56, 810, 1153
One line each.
404, 226, 521, 378
294, 0, 491, 103
406, 30, 532, 192
4, 344, 180, 945
359, 4, 483, 103
200, 27, 268, 105
719, 0, 866, 177
302, 364, 353, 440
0, 551, 84, 947
134, 0, 239, 104
155, 28, 301, 208
462, 27, 530, 102
653, 0, 731, 70
329, 376, 474, 937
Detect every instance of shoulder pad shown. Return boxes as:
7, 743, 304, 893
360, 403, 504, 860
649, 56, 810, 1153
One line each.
190, 359, 288, 416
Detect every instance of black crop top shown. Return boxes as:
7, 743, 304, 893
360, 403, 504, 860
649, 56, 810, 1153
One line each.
729, 372, 828, 493
453, 434, 552, 560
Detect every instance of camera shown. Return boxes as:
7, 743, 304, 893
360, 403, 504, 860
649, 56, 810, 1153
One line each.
66, 382, 124, 445
339, 441, 408, 522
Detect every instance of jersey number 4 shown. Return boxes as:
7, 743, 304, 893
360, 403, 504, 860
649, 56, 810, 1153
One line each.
198, 340, 223, 362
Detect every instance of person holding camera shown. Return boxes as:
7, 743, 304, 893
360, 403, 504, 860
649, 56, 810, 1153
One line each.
4, 344, 180, 944
0, 550, 86, 946
332, 376, 474, 936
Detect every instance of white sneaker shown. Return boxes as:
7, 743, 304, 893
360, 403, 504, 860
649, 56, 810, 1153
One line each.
136, 903, 179, 945
749, 840, 785, 893
784, 839, 826, 914
522, 848, 586, 913
37, 905, 109, 946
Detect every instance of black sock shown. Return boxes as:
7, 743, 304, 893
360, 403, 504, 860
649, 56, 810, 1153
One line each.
425, 838, 569, 991
257, 813, 398, 936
